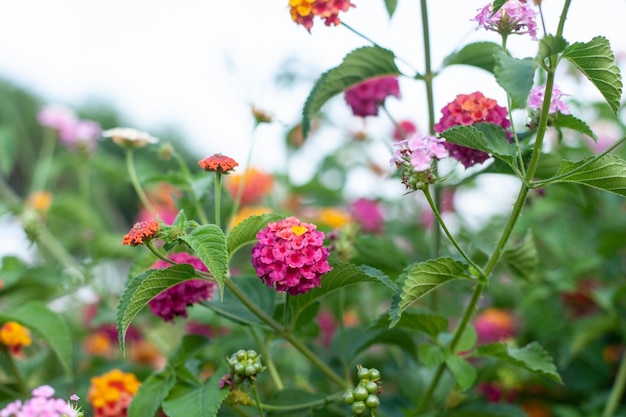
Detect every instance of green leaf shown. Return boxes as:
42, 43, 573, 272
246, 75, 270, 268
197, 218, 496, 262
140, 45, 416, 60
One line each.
538, 35, 569, 63
440, 124, 517, 169
375, 310, 448, 337
181, 224, 229, 298
445, 354, 477, 390
162, 363, 229, 417
396, 258, 472, 323
384, 0, 398, 18
502, 232, 538, 281
0, 127, 17, 176
553, 113, 597, 141
476, 341, 563, 383
563, 36, 623, 115
493, 50, 536, 108
442, 42, 500, 73
117, 264, 197, 354
492, 0, 506, 14
551, 154, 626, 196
128, 369, 177, 417
448, 403, 528, 417
419, 344, 445, 368
0, 302, 73, 379
332, 327, 418, 362
302, 46, 401, 139
226, 213, 282, 258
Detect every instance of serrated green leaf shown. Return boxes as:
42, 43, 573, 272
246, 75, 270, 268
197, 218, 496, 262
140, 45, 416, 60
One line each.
226, 213, 282, 258
551, 154, 626, 196
538, 35, 569, 63
0, 302, 73, 379
476, 341, 563, 383
442, 42, 500, 73
302, 46, 401, 139
358, 264, 400, 294
563, 36, 623, 115
181, 224, 229, 298
554, 113, 597, 141
445, 354, 477, 390
162, 363, 229, 417
384, 0, 398, 18
440, 124, 518, 169
419, 344, 445, 368
117, 264, 197, 354
494, 50, 536, 108
375, 310, 448, 336
397, 258, 472, 321
502, 232, 538, 281
128, 369, 176, 417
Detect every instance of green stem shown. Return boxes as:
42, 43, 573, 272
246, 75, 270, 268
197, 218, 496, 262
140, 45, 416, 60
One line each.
174, 151, 209, 224
224, 279, 347, 388
602, 347, 626, 417
3, 349, 27, 396
250, 383, 266, 417
249, 328, 284, 391
258, 392, 343, 412
31, 128, 57, 192
214, 172, 222, 228
125, 148, 158, 217
146, 241, 175, 264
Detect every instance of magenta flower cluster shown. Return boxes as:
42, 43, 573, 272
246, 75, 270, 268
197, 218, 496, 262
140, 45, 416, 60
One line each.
528, 85, 570, 115
149, 252, 216, 322
473, 0, 538, 40
344, 76, 400, 117
0, 385, 78, 417
350, 198, 384, 234
391, 133, 449, 172
38, 105, 102, 152
251, 216, 332, 295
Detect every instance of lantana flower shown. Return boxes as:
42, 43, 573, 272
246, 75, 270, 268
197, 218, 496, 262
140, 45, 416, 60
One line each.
528, 84, 570, 115
344, 76, 400, 117
350, 198, 384, 234
37, 105, 102, 152
289, 0, 355, 32
148, 252, 216, 322
225, 168, 274, 206
0, 385, 78, 417
198, 153, 239, 174
251, 216, 332, 295
88, 369, 141, 417
473, 308, 518, 344
473, 0, 538, 40
434, 91, 511, 168
391, 133, 449, 173
103, 127, 158, 149
392, 120, 418, 141
0, 321, 32, 355
122, 220, 161, 246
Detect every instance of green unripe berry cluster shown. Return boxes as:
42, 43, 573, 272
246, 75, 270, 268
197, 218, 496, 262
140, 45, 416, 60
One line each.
343, 365, 382, 416
225, 349, 265, 385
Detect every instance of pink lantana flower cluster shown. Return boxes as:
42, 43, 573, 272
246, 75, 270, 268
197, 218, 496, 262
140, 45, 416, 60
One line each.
289, 0, 355, 32
251, 216, 332, 295
38, 105, 101, 153
149, 252, 216, 322
473, 0, 538, 40
528, 85, 570, 115
434, 91, 511, 168
344, 76, 400, 117
0, 385, 79, 417
391, 133, 448, 173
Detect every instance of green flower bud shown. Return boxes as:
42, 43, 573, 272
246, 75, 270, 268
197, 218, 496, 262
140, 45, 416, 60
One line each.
351, 401, 367, 415
365, 394, 380, 409
343, 390, 355, 404
353, 385, 369, 401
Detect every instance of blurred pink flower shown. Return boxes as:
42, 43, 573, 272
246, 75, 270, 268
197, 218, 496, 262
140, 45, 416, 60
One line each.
586, 121, 623, 153
0, 385, 78, 417
474, 0, 538, 40
350, 198, 384, 234
528, 85, 570, 114
289, 0, 355, 31
473, 307, 518, 344
37, 105, 102, 152
392, 120, 418, 141
344, 76, 400, 117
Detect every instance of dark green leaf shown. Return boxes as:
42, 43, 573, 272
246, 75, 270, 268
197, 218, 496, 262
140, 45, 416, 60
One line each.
494, 50, 536, 108
476, 342, 563, 383
128, 369, 176, 417
502, 232, 538, 281
419, 344, 445, 368
302, 46, 401, 139
0, 127, 17, 176
492, 0, 506, 14
226, 213, 282, 258
445, 354, 476, 390
553, 113, 597, 141
181, 224, 229, 298
374, 310, 448, 337
0, 302, 73, 379
551, 154, 626, 196
538, 35, 569, 63
384, 0, 398, 18
332, 327, 418, 362
442, 42, 500, 73
440, 124, 517, 169
563, 36, 623, 115
449, 403, 528, 417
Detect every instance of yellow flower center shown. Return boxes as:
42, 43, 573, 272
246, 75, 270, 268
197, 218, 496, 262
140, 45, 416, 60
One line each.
291, 225, 307, 236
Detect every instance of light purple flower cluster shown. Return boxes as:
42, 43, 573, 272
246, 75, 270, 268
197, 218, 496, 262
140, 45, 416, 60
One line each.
528, 85, 570, 115
391, 133, 449, 172
0, 385, 78, 417
37, 105, 101, 153
473, 0, 538, 40
251, 216, 332, 295
344, 76, 400, 117
149, 252, 216, 322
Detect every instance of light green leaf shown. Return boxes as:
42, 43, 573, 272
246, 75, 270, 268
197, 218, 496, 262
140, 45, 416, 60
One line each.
396, 258, 472, 323
384, 0, 398, 18
553, 113, 598, 141
162, 363, 229, 417
0, 302, 73, 379
117, 264, 197, 354
302, 46, 401, 139
226, 213, 282, 258
476, 342, 563, 383
445, 354, 477, 390
419, 344, 445, 368
538, 35, 569, 63
440, 124, 517, 169
502, 232, 538, 281
442, 42, 500, 73
181, 224, 229, 298
563, 36, 623, 115
494, 50, 536, 108
551, 154, 626, 196
128, 369, 176, 417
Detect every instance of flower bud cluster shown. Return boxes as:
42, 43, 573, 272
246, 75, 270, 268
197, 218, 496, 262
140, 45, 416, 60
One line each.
221, 349, 266, 388
343, 365, 382, 416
